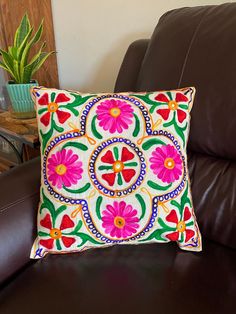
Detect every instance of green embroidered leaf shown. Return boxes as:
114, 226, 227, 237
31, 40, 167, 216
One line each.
96, 196, 103, 220
179, 184, 191, 217
56, 239, 62, 250
41, 189, 56, 226
131, 93, 157, 106
178, 104, 188, 109
38, 108, 47, 115
77, 233, 103, 247
98, 165, 113, 170
63, 183, 91, 194
186, 221, 194, 227
158, 217, 175, 231
113, 146, 119, 160
172, 111, 188, 148
142, 138, 166, 150
70, 94, 95, 106
38, 231, 48, 237
74, 220, 83, 234
51, 92, 56, 102
166, 91, 173, 100
60, 95, 95, 116
40, 127, 54, 153
170, 200, 181, 210
147, 180, 172, 191
133, 113, 140, 137
163, 119, 174, 128
52, 118, 64, 133
91, 115, 102, 139
62, 142, 88, 151
135, 194, 146, 220
67, 106, 79, 116
55, 205, 67, 218
118, 173, 123, 185
140, 229, 167, 242
124, 162, 138, 167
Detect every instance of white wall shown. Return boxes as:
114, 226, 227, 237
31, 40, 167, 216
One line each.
51, 0, 230, 92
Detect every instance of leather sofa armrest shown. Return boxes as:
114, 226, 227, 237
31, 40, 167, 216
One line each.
0, 158, 40, 285
114, 39, 149, 92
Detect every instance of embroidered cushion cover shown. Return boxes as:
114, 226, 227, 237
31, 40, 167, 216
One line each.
30, 86, 201, 259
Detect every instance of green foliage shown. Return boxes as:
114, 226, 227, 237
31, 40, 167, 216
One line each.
0, 13, 54, 83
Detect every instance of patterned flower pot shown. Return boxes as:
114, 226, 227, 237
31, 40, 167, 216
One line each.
6, 80, 38, 119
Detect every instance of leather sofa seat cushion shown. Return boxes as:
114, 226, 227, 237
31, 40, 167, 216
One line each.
0, 239, 235, 314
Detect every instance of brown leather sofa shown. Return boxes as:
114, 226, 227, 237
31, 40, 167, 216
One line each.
0, 3, 236, 314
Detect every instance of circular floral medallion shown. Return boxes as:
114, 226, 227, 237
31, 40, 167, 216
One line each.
89, 138, 146, 197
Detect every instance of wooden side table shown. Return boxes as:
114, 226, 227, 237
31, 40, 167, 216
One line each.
0, 110, 40, 172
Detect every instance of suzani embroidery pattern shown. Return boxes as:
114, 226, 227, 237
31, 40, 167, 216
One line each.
31, 87, 201, 259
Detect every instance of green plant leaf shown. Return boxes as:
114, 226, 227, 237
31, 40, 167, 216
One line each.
147, 180, 172, 191
62, 142, 88, 151
17, 26, 33, 60
91, 115, 102, 139
13, 59, 20, 82
96, 196, 103, 220
8, 46, 18, 59
135, 194, 146, 220
142, 138, 166, 150
63, 183, 91, 194
14, 14, 30, 47
0, 49, 16, 80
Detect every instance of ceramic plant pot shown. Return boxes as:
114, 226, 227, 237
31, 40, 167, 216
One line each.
6, 80, 38, 119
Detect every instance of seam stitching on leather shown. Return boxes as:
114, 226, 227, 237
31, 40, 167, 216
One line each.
178, 7, 214, 88
0, 192, 39, 214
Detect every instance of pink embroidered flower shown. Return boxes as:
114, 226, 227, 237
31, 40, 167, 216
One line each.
96, 99, 133, 133
47, 149, 83, 189
102, 201, 139, 238
150, 144, 182, 183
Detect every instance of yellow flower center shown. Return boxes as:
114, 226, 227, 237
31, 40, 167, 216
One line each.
48, 102, 58, 112
164, 158, 175, 170
177, 221, 186, 233
168, 100, 178, 110
50, 228, 62, 239
110, 107, 121, 118
113, 160, 124, 173
114, 216, 125, 229
55, 164, 67, 175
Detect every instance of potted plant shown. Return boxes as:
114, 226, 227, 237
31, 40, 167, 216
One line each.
0, 14, 54, 118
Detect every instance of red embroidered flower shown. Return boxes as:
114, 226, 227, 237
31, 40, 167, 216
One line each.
165, 207, 195, 243
155, 92, 188, 123
98, 146, 138, 187
39, 213, 76, 250
38, 92, 71, 127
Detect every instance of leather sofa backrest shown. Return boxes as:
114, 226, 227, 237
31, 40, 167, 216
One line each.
115, 3, 236, 249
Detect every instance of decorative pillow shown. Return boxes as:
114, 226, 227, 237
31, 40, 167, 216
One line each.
30, 86, 201, 259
